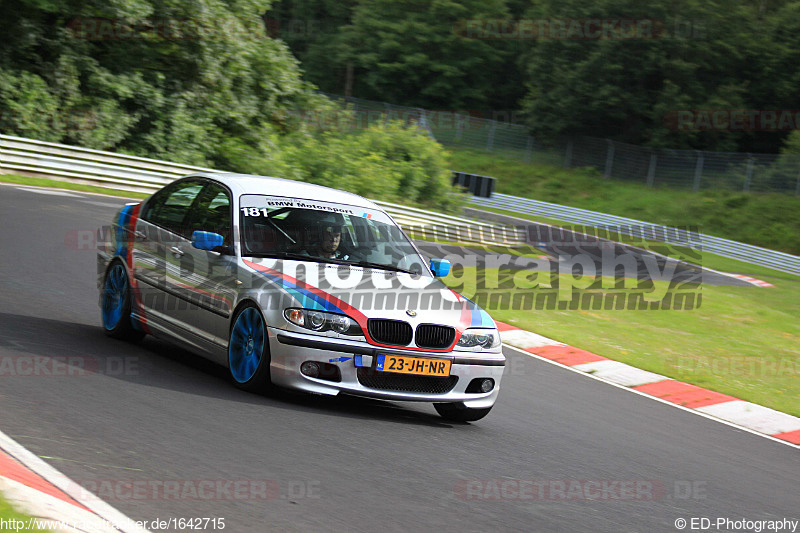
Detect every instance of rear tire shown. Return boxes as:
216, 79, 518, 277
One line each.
228, 304, 274, 393
101, 261, 145, 342
434, 402, 492, 422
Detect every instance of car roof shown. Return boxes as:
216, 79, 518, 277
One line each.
186, 172, 382, 210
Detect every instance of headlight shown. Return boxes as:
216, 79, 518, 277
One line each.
284, 308, 363, 336
328, 314, 353, 334
457, 328, 501, 350
307, 311, 326, 331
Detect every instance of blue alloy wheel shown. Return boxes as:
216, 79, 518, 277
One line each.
228, 307, 271, 390
101, 261, 144, 341
102, 263, 128, 330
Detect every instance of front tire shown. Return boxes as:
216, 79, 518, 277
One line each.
101, 261, 145, 342
434, 402, 493, 422
228, 305, 274, 393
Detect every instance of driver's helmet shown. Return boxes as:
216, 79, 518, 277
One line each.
307, 213, 345, 243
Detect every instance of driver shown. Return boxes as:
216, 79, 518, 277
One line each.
305, 220, 350, 260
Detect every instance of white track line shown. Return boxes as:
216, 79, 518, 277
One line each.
13, 187, 83, 197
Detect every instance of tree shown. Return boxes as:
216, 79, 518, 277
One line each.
0, 0, 317, 163
519, 0, 796, 152
331, 0, 523, 111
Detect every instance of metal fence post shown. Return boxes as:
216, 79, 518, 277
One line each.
525, 137, 533, 163
604, 139, 615, 178
743, 154, 753, 192
455, 113, 463, 141
416, 108, 434, 140
693, 150, 704, 191
646, 151, 657, 187
486, 121, 497, 151
564, 139, 573, 168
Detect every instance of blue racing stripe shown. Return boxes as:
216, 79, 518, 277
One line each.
254, 269, 345, 313
465, 297, 496, 328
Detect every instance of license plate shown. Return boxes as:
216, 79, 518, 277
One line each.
376, 354, 451, 376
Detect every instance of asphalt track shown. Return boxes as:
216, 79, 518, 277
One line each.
0, 184, 797, 532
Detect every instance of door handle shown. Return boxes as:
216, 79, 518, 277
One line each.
170, 246, 184, 257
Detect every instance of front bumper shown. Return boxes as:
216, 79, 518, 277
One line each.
267, 328, 505, 407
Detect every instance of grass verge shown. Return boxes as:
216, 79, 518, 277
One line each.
0, 174, 148, 199
0, 492, 50, 532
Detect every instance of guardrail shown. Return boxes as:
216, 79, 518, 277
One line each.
0, 134, 524, 247
469, 193, 800, 276
0, 134, 215, 193
376, 200, 525, 246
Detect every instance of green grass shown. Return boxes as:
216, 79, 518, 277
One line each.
442, 265, 800, 417
0, 493, 50, 532
447, 147, 800, 255
0, 174, 148, 199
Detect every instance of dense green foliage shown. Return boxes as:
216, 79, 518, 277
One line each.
519, 0, 800, 152
269, 0, 800, 153
0, 0, 312, 160
270, 0, 526, 111
221, 119, 461, 210
448, 147, 800, 254
0, 0, 459, 209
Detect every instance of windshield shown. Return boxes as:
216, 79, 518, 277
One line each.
239, 194, 429, 275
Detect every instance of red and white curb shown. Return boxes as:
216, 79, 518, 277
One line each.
728, 274, 776, 287
497, 322, 800, 447
0, 430, 150, 533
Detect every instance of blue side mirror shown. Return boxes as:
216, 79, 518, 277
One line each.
192, 231, 224, 251
430, 258, 451, 277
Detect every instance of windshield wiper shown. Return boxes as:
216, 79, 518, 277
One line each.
349, 260, 419, 275
243, 252, 348, 265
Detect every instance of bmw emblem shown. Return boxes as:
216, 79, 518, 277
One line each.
406, 310, 417, 317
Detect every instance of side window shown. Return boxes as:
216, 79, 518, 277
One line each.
187, 183, 232, 244
142, 180, 205, 236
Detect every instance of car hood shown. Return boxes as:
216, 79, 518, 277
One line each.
241, 258, 495, 331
